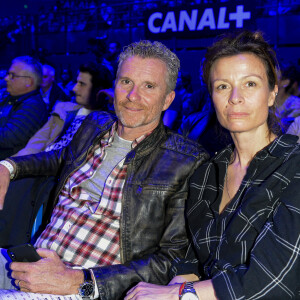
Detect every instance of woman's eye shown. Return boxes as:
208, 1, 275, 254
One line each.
246, 81, 256, 87
216, 84, 227, 90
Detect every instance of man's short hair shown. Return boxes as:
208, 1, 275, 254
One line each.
43, 64, 56, 77
79, 62, 113, 110
117, 40, 180, 94
12, 56, 43, 88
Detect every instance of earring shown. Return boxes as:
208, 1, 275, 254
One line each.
275, 92, 278, 96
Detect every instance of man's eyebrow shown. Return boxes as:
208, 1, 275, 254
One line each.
145, 80, 156, 85
118, 76, 130, 80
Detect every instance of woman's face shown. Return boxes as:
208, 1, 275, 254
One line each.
210, 53, 277, 135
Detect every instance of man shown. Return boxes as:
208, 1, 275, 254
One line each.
57, 67, 75, 99
40, 64, 70, 113
0, 56, 48, 159
0, 41, 208, 300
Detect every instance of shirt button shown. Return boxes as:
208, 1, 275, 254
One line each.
89, 171, 93, 176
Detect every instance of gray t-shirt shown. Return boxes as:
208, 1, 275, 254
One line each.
79, 132, 132, 202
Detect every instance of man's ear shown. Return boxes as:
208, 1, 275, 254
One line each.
26, 77, 34, 88
162, 90, 175, 111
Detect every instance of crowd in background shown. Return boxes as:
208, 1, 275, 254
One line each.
0, 0, 299, 46
0, 34, 299, 160
0, 23, 299, 298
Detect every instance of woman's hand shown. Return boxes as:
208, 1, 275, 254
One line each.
124, 282, 180, 300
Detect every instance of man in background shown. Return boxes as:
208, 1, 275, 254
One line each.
40, 64, 70, 113
0, 56, 48, 159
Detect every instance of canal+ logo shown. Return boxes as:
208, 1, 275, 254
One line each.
145, 3, 253, 38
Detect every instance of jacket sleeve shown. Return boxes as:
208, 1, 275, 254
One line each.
91, 155, 207, 300
0, 96, 48, 150
14, 115, 64, 156
8, 147, 65, 179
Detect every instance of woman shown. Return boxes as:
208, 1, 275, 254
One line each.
125, 31, 300, 299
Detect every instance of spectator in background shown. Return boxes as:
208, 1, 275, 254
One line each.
163, 70, 193, 130
0, 70, 8, 100
286, 115, 300, 141
57, 67, 75, 99
16, 62, 113, 156
105, 41, 122, 77
0, 56, 48, 159
40, 64, 70, 113
276, 63, 300, 129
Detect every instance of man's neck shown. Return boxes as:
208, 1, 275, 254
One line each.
41, 85, 52, 94
9, 89, 36, 99
116, 121, 158, 141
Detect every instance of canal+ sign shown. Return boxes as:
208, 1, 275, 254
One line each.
145, 3, 254, 39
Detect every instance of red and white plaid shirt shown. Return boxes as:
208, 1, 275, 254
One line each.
35, 123, 148, 268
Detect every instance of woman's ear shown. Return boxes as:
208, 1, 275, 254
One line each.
268, 85, 278, 107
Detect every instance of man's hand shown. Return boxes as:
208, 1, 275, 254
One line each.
0, 164, 11, 210
10, 248, 84, 295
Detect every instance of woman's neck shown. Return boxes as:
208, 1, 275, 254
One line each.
230, 129, 277, 168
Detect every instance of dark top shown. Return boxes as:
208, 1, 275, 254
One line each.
0, 90, 48, 159
47, 82, 70, 112
174, 134, 300, 299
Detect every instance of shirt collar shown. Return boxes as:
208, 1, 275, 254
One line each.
104, 122, 153, 149
213, 134, 298, 163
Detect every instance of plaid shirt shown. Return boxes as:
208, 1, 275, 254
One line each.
35, 123, 148, 268
175, 134, 300, 299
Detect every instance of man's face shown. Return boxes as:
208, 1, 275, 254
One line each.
72, 72, 93, 107
114, 56, 174, 135
41, 66, 54, 90
5, 62, 32, 96
109, 43, 118, 55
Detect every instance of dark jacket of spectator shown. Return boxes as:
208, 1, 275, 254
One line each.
46, 82, 70, 112
0, 89, 48, 159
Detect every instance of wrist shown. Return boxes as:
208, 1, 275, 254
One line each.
67, 268, 85, 295
179, 281, 199, 300
78, 269, 95, 299
0, 160, 15, 179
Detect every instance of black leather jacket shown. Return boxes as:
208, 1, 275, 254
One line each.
10, 111, 209, 300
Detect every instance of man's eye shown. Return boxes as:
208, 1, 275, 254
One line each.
246, 81, 256, 87
146, 84, 154, 89
121, 79, 130, 84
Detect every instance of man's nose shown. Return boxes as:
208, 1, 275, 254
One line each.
127, 85, 141, 102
